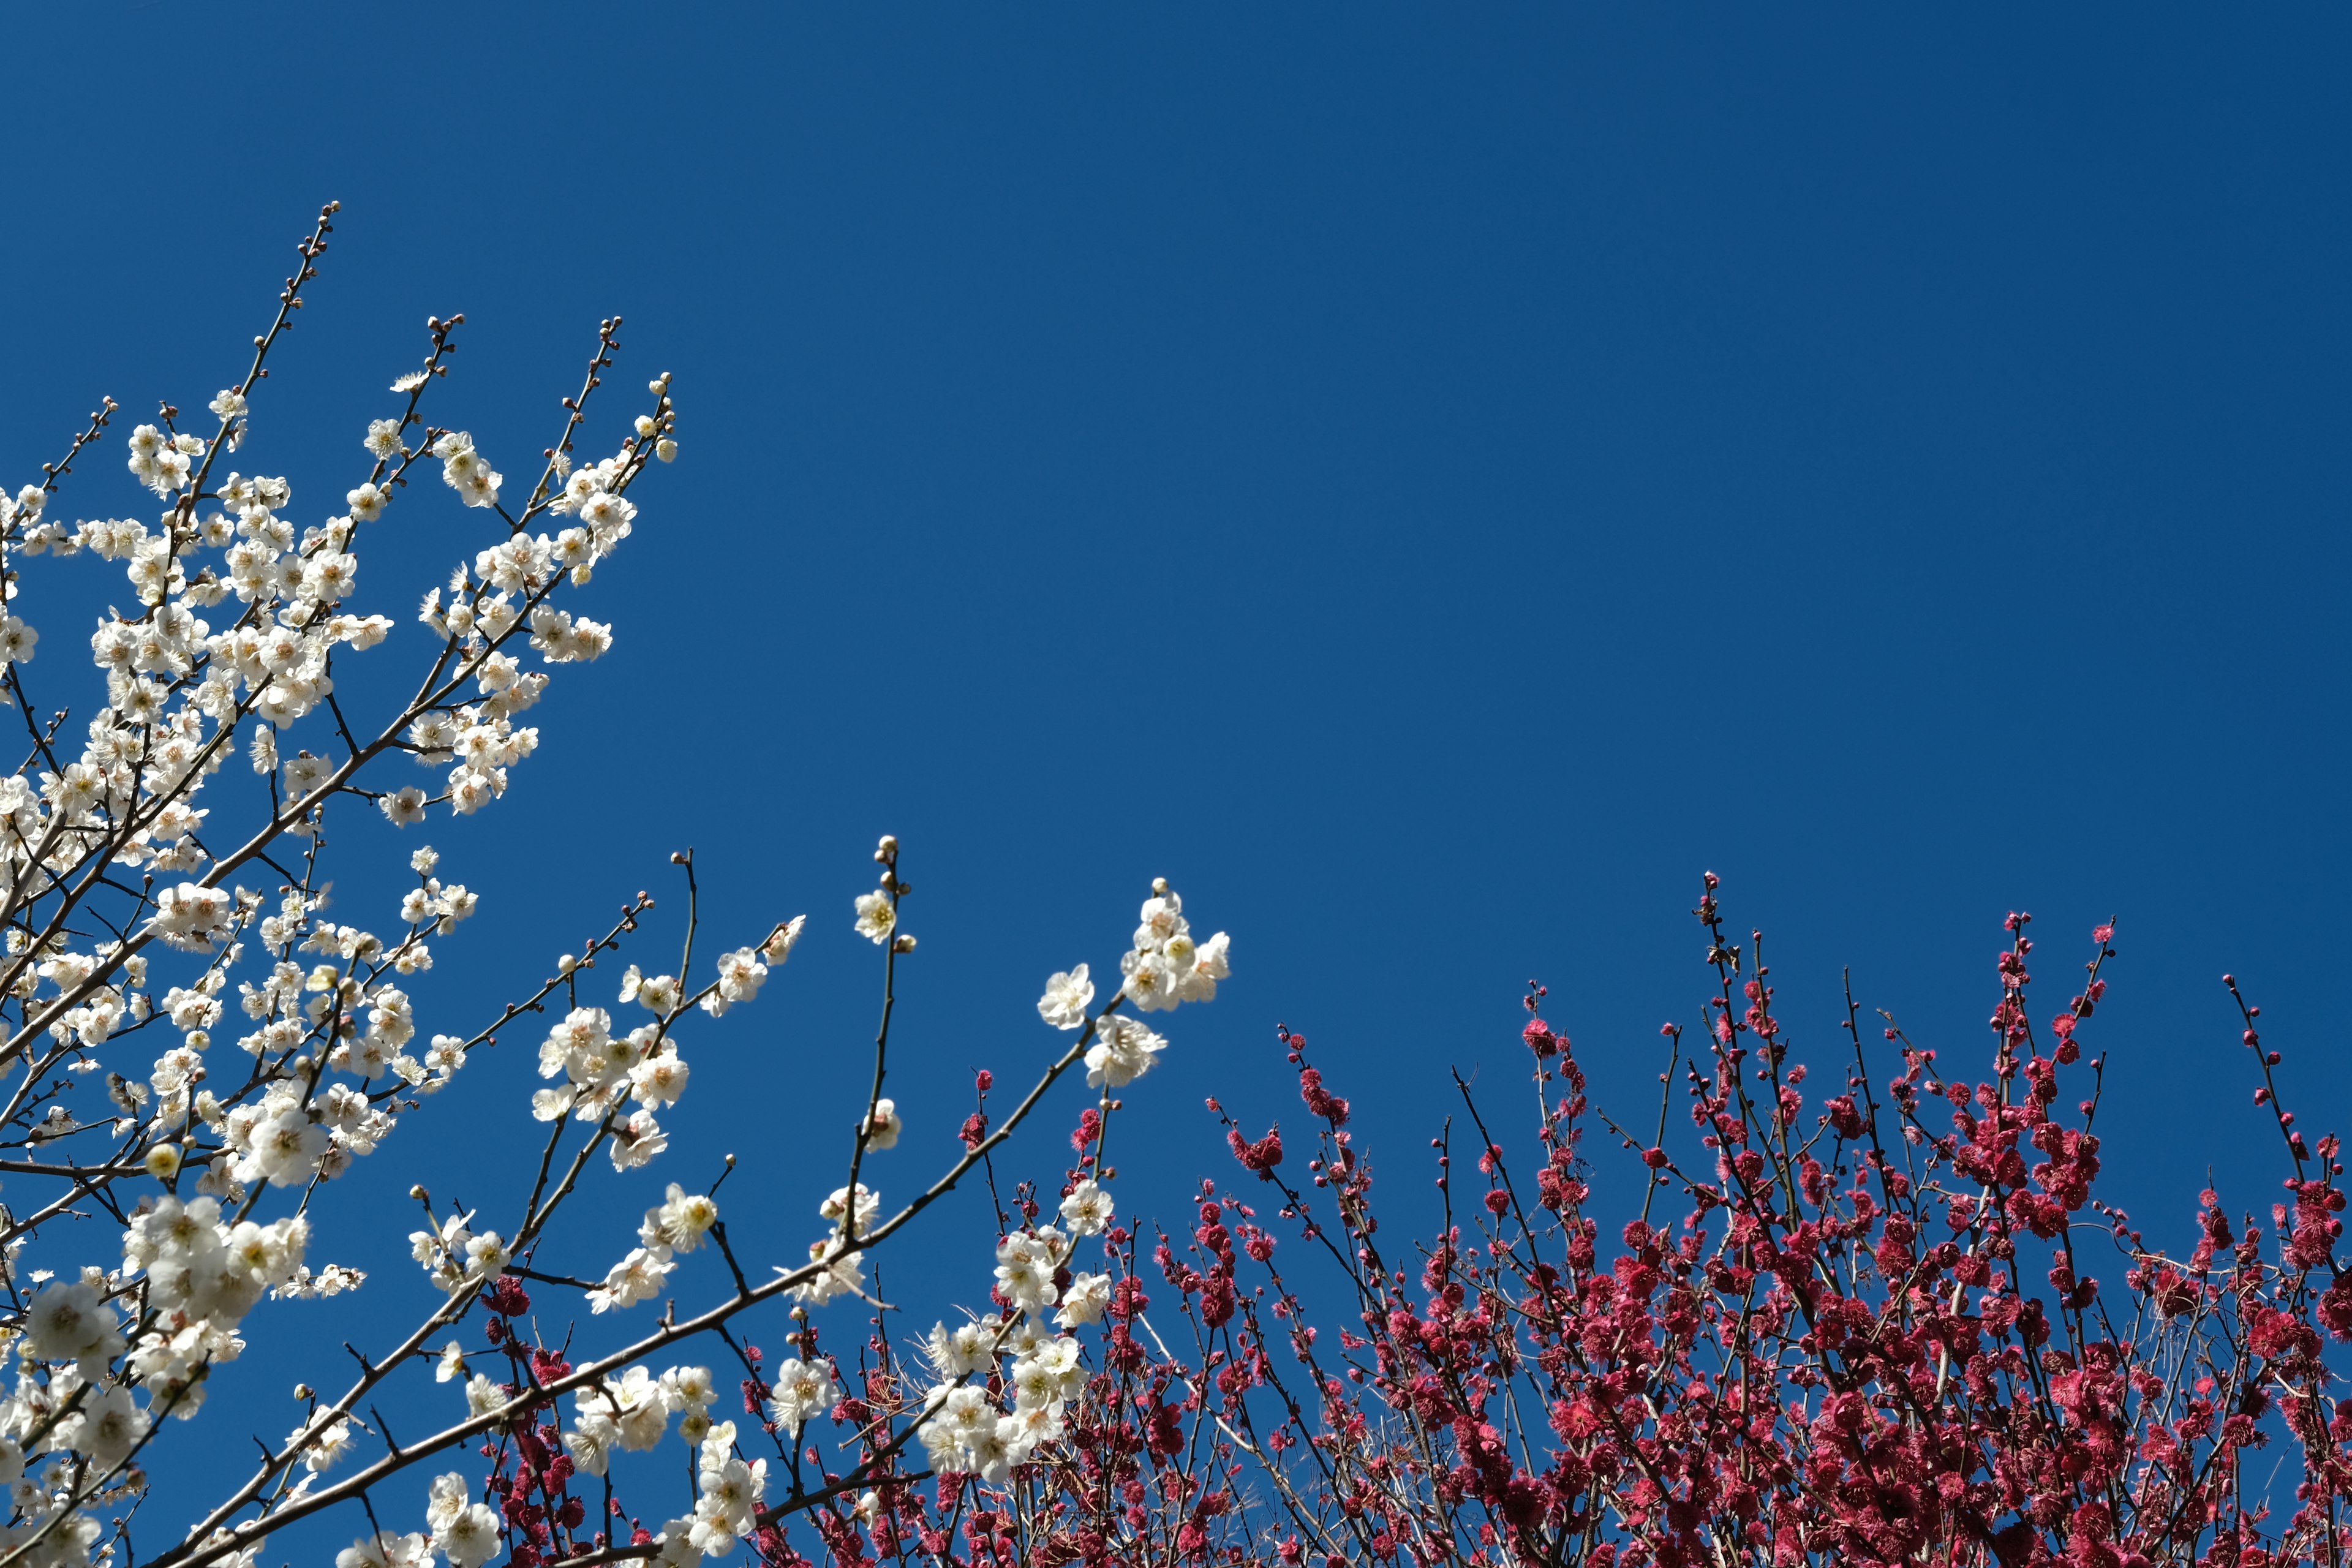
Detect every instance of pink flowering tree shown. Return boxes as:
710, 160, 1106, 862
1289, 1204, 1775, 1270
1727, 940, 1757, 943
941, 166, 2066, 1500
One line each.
889, 883, 2345, 1568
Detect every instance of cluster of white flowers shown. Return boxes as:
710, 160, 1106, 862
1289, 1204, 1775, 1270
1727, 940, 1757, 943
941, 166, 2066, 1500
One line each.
1085, 1014, 1167, 1089
431, 432, 502, 511
0, 1431, 104, 1568
402, 573, 548, 821
424, 1471, 502, 1568
1036, 884, 1229, 1091
20, 940, 145, 1052
126, 859, 484, 1202
533, 1005, 684, 1136
271, 1262, 366, 1301
874, 883, 1231, 1498
560, 1361, 718, 1476
1118, 884, 1229, 1012
658, 1419, 765, 1561
6, 248, 1235, 1568
1057, 1269, 1113, 1329
406, 1212, 510, 1296
38, 469, 396, 761
0, 1204, 314, 1556
124, 423, 203, 497
917, 1322, 1087, 1482
887, 1184, 1115, 1487
118, 1196, 310, 1409
149, 884, 235, 949
619, 965, 681, 1014
394, 853, 480, 938
528, 919, 760, 1172
0, 241, 709, 1568
331, 1433, 523, 1568
0, 483, 46, 535
335, 1525, 429, 1568
993, 1224, 1066, 1312
0, 358, 663, 1248
586, 1182, 719, 1313
396, 451, 650, 823
780, 1177, 887, 1309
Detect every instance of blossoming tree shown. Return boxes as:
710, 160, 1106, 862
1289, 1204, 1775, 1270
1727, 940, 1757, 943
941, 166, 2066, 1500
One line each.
4, 203, 2344, 1568
0, 203, 1237, 1568
984, 898, 2349, 1568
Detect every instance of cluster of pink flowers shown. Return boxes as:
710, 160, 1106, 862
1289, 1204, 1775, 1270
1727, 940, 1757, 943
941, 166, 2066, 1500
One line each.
655, 876, 2345, 1568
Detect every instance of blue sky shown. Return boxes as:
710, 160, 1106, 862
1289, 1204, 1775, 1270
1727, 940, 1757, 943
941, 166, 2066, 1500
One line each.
4, 3, 2348, 1549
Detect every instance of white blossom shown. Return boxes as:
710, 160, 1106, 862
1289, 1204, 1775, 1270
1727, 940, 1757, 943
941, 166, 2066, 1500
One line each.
427, 1471, 502, 1568
767, 1357, 837, 1432
1037, 963, 1095, 1028
1057, 1272, 1112, 1328
786, 1235, 867, 1307
1059, 1178, 1112, 1236
1084, 1014, 1167, 1089
761, 914, 805, 964
852, 890, 895, 944
860, 1096, 902, 1150
925, 1317, 998, 1378
21, 1280, 124, 1368
698, 946, 766, 1017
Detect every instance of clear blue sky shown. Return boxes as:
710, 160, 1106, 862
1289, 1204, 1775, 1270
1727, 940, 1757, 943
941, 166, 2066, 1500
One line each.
5, 4, 2347, 1548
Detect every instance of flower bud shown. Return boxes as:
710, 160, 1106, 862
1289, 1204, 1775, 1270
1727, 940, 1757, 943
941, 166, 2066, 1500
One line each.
654, 439, 677, 462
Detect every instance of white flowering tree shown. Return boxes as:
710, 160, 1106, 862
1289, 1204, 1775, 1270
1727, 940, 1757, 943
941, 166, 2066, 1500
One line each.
0, 205, 1231, 1568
